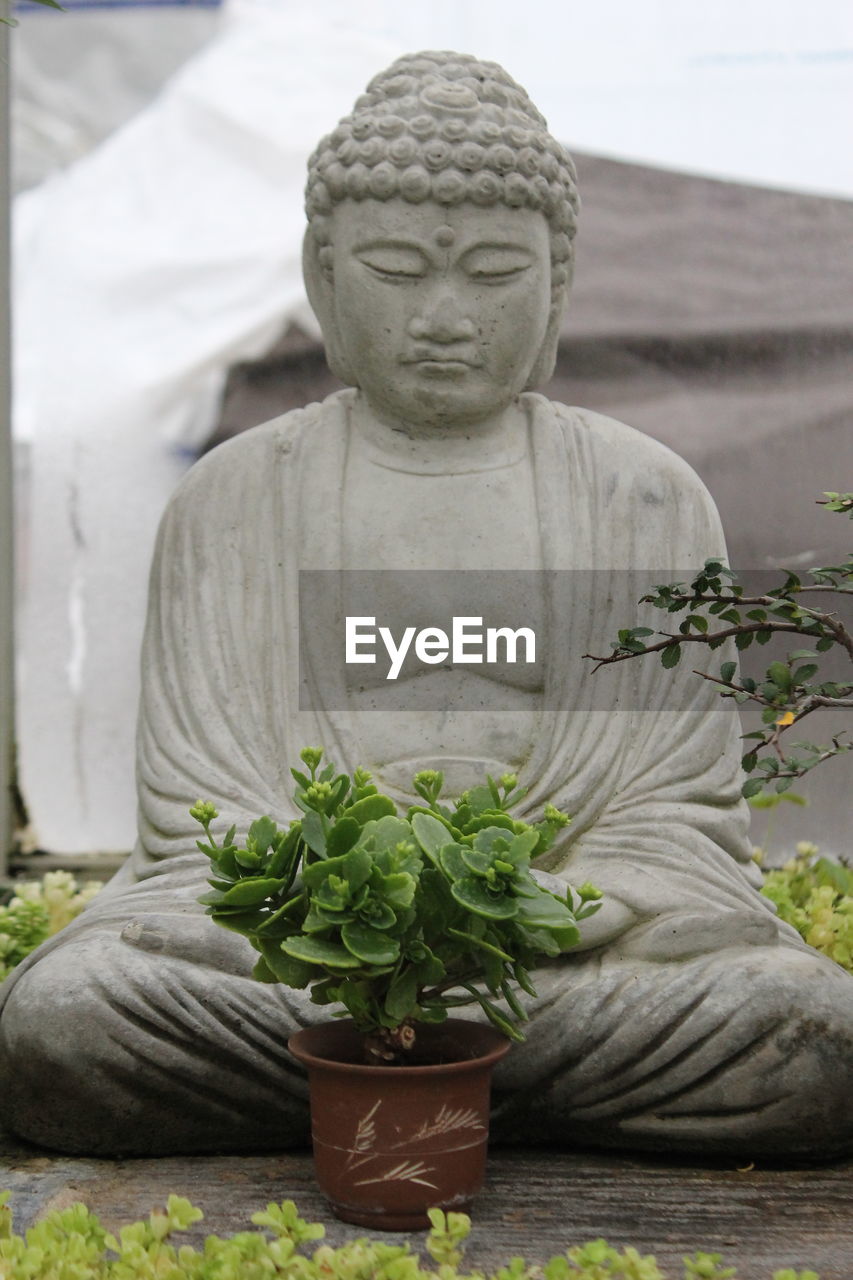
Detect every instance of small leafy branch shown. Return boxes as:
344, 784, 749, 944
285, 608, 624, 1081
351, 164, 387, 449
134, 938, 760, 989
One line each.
0, 1191, 824, 1279
585, 494, 852, 798
1, 0, 64, 28
193, 749, 601, 1063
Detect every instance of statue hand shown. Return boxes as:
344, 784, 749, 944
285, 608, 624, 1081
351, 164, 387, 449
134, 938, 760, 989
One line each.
120, 912, 258, 976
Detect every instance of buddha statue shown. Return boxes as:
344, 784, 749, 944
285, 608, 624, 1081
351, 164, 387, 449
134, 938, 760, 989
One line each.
1, 51, 851, 1159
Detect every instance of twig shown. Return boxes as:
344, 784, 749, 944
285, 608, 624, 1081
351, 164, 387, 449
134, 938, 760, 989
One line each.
584, 620, 822, 671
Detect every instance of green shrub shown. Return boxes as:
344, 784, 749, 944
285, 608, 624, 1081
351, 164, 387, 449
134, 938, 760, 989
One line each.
0, 871, 102, 981
759, 843, 853, 973
0, 1193, 822, 1280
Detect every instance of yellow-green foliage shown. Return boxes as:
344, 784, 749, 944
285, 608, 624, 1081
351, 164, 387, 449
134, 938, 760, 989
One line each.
0, 872, 102, 982
759, 844, 853, 974
0, 1194, 821, 1280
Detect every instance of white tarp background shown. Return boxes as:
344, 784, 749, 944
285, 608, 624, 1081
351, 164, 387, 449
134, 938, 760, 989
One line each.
12, 0, 853, 854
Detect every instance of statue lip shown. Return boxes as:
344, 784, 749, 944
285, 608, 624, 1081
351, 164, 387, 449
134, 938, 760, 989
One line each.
402, 347, 483, 372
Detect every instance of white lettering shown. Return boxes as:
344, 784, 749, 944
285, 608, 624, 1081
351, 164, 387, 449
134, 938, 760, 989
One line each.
379, 625, 416, 681
486, 626, 536, 664
414, 627, 449, 665
346, 617, 377, 664
452, 616, 483, 663
344, 617, 537, 679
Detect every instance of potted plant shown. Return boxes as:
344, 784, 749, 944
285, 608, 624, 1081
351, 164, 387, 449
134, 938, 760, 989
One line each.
192, 748, 601, 1230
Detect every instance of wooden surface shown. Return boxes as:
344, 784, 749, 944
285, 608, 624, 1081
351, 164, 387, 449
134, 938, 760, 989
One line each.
2, 1127, 851, 1277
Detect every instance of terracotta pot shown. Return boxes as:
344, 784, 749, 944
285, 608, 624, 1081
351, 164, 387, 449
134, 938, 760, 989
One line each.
288, 1019, 510, 1230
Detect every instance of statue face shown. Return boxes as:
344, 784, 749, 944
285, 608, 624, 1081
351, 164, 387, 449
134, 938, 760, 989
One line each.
327, 198, 553, 430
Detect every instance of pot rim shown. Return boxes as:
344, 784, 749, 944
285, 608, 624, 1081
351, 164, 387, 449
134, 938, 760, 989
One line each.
288, 1018, 511, 1077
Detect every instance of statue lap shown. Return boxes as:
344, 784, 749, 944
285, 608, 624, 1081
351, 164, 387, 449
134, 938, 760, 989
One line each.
1, 854, 851, 1157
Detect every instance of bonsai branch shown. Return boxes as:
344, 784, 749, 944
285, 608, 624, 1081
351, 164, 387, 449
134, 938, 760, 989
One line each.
583, 495, 852, 796
584, 620, 821, 672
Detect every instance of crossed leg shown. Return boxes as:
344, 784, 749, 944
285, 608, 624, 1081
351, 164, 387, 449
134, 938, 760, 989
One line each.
1, 857, 852, 1158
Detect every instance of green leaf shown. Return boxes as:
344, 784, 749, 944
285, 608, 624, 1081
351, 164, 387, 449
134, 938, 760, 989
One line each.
280, 936, 363, 969
413, 948, 445, 987
235, 848, 262, 870
661, 644, 681, 669
735, 632, 753, 650
342, 847, 372, 891
208, 907, 268, 934
447, 926, 513, 962
300, 810, 327, 856
342, 794, 397, 825
506, 829, 540, 862
302, 847, 370, 894
747, 791, 781, 809
719, 661, 737, 683
767, 662, 792, 693
379, 871, 417, 909
252, 956, 278, 984
256, 939, 314, 987
463, 812, 517, 838
742, 778, 766, 799
219, 877, 286, 907
792, 664, 818, 684
254, 894, 307, 937
462, 986, 523, 1042
814, 857, 853, 895
337, 983, 373, 1026
362, 815, 415, 851
515, 890, 577, 933
357, 900, 397, 931
451, 877, 518, 920
460, 846, 494, 877
780, 790, 808, 805
267, 825, 303, 879
500, 979, 528, 1023
384, 969, 419, 1023
247, 816, 277, 855
415, 1004, 450, 1023
412, 811, 455, 861
326, 817, 361, 858
340, 921, 401, 965
439, 842, 470, 882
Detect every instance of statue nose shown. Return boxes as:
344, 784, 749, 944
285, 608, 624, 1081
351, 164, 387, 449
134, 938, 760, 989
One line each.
408, 295, 476, 344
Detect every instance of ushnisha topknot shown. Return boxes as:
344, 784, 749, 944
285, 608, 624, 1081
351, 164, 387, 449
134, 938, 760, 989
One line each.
305, 51, 580, 291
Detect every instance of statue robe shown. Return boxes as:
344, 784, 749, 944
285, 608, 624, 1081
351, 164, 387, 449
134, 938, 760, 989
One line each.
2, 391, 851, 1157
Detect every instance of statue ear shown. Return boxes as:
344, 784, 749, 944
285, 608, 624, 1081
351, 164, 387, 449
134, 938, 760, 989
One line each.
524, 263, 572, 391
302, 227, 357, 386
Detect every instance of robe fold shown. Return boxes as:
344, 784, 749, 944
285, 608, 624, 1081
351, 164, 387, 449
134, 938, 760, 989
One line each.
2, 391, 851, 1157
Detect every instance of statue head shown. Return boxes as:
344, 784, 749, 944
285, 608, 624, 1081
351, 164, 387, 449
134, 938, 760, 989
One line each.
303, 51, 580, 410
